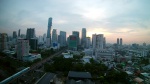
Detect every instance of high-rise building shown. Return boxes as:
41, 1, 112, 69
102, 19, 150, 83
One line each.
117, 38, 119, 45
81, 28, 86, 48
72, 31, 79, 45
143, 42, 146, 46
68, 35, 77, 50
0, 33, 8, 51
26, 28, 35, 40
52, 29, 57, 44
92, 34, 104, 49
29, 38, 38, 50
59, 31, 66, 47
13, 31, 17, 39
46, 17, 52, 47
120, 38, 122, 46
103, 37, 106, 48
86, 37, 91, 49
43, 33, 46, 43
18, 29, 21, 37
17, 39, 29, 60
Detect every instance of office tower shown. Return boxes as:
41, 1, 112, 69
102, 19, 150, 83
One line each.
81, 28, 86, 48
46, 17, 52, 47
52, 29, 57, 44
29, 38, 38, 50
38, 36, 43, 44
120, 38, 122, 46
26, 28, 35, 40
0, 33, 8, 51
59, 31, 66, 47
68, 35, 77, 50
72, 31, 79, 45
13, 31, 17, 38
103, 37, 106, 48
17, 39, 29, 60
117, 38, 119, 45
18, 29, 21, 37
86, 37, 91, 49
43, 33, 46, 43
92, 34, 104, 49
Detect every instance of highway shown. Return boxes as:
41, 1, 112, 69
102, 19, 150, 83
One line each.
36, 73, 56, 84
8, 48, 66, 84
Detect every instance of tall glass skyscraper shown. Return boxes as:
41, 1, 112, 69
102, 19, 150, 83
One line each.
46, 17, 52, 47
47, 17, 52, 38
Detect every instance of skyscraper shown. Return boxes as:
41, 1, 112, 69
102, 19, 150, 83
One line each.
13, 31, 17, 39
92, 34, 104, 49
46, 17, 52, 47
47, 17, 52, 38
26, 28, 35, 40
18, 29, 21, 37
52, 29, 57, 44
59, 31, 66, 47
72, 31, 79, 45
81, 28, 86, 48
120, 38, 122, 46
117, 38, 119, 45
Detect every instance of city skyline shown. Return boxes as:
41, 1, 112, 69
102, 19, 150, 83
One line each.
0, 0, 150, 44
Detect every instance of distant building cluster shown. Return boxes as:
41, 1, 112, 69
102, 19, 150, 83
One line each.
0, 17, 149, 63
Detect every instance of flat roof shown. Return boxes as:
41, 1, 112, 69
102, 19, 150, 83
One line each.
68, 71, 92, 79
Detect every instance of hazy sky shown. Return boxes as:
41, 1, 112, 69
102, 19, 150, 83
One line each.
0, 0, 150, 44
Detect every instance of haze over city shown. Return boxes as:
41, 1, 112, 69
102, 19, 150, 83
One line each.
0, 0, 150, 44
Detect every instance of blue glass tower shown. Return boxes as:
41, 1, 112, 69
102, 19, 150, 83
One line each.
46, 17, 52, 47
47, 17, 52, 38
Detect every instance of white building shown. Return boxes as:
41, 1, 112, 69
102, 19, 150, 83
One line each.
92, 34, 104, 49
17, 39, 30, 60
62, 52, 73, 58
23, 53, 41, 62
95, 49, 114, 61
82, 56, 92, 64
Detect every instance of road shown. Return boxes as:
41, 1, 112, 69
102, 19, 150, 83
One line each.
36, 73, 55, 84
8, 48, 66, 84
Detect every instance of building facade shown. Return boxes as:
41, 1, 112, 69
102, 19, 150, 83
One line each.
86, 37, 91, 49
46, 17, 52, 47
68, 35, 77, 50
92, 34, 104, 49
17, 39, 29, 60
81, 28, 86, 48
72, 31, 80, 45
52, 29, 57, 44
26, 28, 35, 40
0, 33, 8, 51
59, 31, 66, 47
29, 38, 38, 50
120, 38, 122, 46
